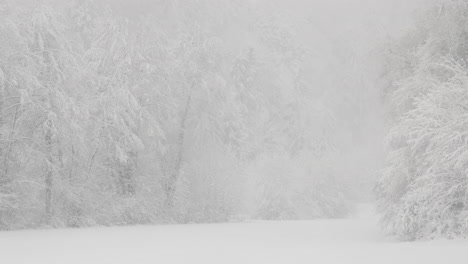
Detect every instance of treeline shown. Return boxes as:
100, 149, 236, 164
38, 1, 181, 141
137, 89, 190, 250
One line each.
377, 0, 468, 240
0, 0, 361, 229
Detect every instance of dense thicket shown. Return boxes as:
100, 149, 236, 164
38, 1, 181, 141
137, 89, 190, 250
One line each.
377, 0, 468, 240
0, 0, 378, 230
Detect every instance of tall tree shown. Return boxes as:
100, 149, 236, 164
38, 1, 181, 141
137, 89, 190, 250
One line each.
377, 0, 468, 240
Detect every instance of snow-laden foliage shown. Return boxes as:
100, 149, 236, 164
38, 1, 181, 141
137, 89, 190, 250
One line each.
0, 0, 366, 230
377, 0, 468, 240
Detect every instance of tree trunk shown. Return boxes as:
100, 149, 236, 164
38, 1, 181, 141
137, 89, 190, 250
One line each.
2, 104, 19, 181
119, 155, 136, 197
164, 82, 195, 208
44, 119, 54, 225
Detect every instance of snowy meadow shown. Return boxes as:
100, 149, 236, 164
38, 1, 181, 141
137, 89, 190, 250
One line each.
0, 0, 467, 263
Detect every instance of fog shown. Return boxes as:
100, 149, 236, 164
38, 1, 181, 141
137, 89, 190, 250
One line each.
0, 0, 434, 228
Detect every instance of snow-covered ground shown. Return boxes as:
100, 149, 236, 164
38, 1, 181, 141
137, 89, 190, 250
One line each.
1, 205, 466, 264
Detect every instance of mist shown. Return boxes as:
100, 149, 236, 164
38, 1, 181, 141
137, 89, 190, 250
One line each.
0, 0, 419, 225
1, 0, 468, 263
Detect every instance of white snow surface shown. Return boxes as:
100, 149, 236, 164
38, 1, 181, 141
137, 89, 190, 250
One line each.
1, 205, 466, 264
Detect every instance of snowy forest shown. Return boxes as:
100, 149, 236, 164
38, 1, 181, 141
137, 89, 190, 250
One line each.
0, 0, 467, 246
377, 0, 468, 240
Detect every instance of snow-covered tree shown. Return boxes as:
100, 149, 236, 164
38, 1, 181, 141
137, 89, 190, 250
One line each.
0, 0, 369, 230
377, 0, 468, 240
